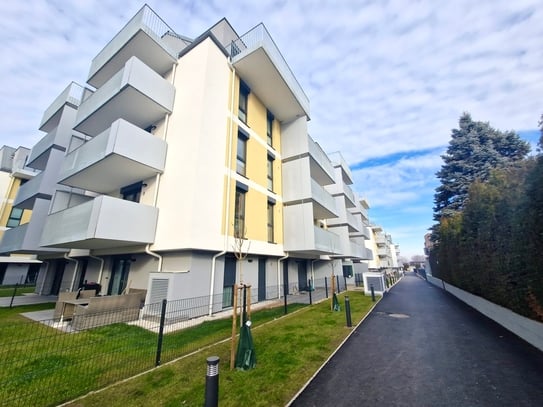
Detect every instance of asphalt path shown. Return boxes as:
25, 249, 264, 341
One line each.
290, 272, 543, 406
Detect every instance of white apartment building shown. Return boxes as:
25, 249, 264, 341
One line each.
0, 5, 378, 312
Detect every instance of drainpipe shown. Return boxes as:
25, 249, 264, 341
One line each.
88, 255, 104, 294
64, 253, 79, 291
208, 250, 226, 316
144, 62, 177, 272
277, 252, 289, 299
208, 63, 237, 316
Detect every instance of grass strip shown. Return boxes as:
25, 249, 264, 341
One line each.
64, 291, 375, 407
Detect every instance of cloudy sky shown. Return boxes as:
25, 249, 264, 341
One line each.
1, 0, 542, 259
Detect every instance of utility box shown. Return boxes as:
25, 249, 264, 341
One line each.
363, 272, 387, 295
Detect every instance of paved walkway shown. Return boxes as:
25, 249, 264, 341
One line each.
290, 272, 543, 406
0, 293, 57, 307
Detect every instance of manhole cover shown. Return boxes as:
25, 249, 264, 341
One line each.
376, 311, 410, 318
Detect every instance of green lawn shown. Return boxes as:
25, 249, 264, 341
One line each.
0, 284, 36, 297
64, 292, 377, 407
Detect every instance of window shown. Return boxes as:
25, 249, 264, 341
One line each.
238, 81, 249, 123
267, 201, 275, 243
6, 207, 23, 228
237, 132, 248, 176
266, 111, 274, 146
120, 181, 143, 202
234, 187, 247, 238
267, 155, 274, 191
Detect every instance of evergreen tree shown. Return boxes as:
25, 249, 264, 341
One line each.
433, 112, 530, 222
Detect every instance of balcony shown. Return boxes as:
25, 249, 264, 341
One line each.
229, 23, 309, 122
311, 179, 338, 219
325, 182, 356, 208
0, 200, 65, 254
329, 152, 354, 185
284, 224, 341, 256
327, 208, 361, 233
58, 119, 167, 193
13, 172, 50, 210
377, 246, 389, 257
308, 137, 335, 185
39, 82, 85, 133
75, 56, 175, 136
40, 195, 158, 249
27, 128, 66, 171
88, 5, 180, 88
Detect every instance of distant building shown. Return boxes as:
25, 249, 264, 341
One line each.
0, 145, 41, 285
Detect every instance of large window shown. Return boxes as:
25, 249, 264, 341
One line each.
6, 207, 23, 228
266, 111, 274, 146
267, 155, 274, 191
237, 132, 248, 176
234, 187, 247, 238
267, 200, 275, 243
239, 81, 249, 123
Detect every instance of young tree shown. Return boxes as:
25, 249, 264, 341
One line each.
433, 112, 530, 222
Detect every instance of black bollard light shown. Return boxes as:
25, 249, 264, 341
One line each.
345, 296, 352, 327
205, 356, 220, 407
370, 284, 375, 302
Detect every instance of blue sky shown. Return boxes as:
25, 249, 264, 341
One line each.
1, 0, 542, 259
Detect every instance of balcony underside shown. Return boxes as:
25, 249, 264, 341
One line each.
232, 47, 308, 122
60, 155, 161, 194
89, 29, 177, 88
75, 86, 171, 136
59, 119, 166, 193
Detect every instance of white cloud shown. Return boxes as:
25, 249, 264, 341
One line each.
1, 0, 541, 257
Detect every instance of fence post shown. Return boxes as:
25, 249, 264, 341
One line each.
345, 296, 352, 327
308, 279, 312, 305
370, 284, 375, 302
344, 276, 347, 292
325, 277, 328, 298
204, 356, 220, 407
155, 299, 167, 366
9, 283, 19, 309
283, 279, 288, 315
336, 275, 340, 293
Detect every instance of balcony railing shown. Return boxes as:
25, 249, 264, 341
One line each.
88, 5, 180, 87
313, 225, 341, 254
308, 136, 335, 185
39, 82, 85, 133
311, 179, 338, 219
59, 119, 167, 193
75, 56, 175, 136
40, 195, 158, 249
229, 23, 309, 121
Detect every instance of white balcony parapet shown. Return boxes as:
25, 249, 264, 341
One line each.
308, 136, 335, 185
313, 226, 341, 254
88, 4, 181, 88
310, 179, 338, 219
39, 82, 85, 133
59, 119, 167, 193
230, 23, 309, 121
75, 56, 175, 136
40, 195, 158, 249
329, 151, 354, 185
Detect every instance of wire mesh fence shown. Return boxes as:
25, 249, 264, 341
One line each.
1, 282, 330, 406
